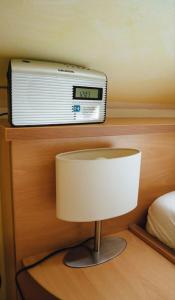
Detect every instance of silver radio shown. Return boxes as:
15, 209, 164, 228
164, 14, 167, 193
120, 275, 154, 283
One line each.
8, 59, 107, 126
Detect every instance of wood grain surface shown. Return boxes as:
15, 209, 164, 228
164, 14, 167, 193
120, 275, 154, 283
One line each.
23, 230, 175, 300
129, 224, 175, 264
11, 131, 175, 263
0, 128, 17, 300
0, 118, 175, 299
3, 118, 175, 141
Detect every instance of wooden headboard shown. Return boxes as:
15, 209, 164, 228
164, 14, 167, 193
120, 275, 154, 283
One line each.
0, 118, 175, 300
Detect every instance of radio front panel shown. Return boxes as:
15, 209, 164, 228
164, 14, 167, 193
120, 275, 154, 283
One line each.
8, 59, 107, 126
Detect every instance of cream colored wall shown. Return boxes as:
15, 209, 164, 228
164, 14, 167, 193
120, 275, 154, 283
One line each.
0, 0, 175, 111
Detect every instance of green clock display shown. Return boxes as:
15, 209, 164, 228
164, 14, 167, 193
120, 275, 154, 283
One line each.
73, 86, 103, 100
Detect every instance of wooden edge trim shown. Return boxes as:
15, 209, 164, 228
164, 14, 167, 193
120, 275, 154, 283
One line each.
129, 224, 175, 264
4, 121, 175, 141
0, 136, 18, 299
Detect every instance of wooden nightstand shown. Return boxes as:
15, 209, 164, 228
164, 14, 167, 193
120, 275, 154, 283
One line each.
23, 230, 175, 300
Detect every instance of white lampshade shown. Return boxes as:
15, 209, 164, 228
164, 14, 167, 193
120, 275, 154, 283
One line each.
56, 148, 141, 222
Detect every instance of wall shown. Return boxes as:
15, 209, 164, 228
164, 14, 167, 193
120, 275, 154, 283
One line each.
0, 0, 175, 116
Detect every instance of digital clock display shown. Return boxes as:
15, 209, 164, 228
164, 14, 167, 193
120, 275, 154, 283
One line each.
73, 86, 103, 100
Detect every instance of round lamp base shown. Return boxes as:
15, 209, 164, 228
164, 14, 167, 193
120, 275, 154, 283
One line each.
64, 236, 127, 268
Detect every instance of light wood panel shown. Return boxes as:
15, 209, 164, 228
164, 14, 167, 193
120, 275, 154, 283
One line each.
129, 224, 175, 264
4, 118, 175, 141
0, 185, 6, 300
0, 128, 17, 300
11, 131, 175, 264
23, 230, 175, 300
0, 118, 175, 300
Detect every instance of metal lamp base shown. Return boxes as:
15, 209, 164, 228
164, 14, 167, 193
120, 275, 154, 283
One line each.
64, 236, 127, 268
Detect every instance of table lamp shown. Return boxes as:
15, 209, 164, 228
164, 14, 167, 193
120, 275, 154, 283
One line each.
56, 148, 141, 268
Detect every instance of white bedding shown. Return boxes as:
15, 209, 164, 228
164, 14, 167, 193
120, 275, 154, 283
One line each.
146, 191, 175, 249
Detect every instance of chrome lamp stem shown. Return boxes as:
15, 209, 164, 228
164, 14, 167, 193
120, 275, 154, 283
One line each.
94, 221, 101, 252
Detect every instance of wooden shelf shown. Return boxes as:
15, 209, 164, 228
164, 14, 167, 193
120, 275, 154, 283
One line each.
23, 230, 175, 300
0, 118, 175, 141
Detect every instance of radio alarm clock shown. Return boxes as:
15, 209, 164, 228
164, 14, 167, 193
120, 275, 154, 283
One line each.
8, 59, 107, 126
